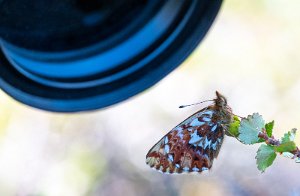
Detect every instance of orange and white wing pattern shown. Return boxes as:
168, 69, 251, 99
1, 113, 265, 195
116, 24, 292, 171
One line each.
146, 91, 233, 174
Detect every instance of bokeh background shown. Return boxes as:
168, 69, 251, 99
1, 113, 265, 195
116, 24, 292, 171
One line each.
1, 0, 300, 195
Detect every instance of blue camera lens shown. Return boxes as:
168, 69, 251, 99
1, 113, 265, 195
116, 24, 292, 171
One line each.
0, 0, 222, 112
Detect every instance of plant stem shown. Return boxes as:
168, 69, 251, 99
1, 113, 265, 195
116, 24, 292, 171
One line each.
258, 131, 300, 159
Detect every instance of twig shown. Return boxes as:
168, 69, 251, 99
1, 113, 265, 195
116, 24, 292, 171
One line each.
258, 131, 300, 159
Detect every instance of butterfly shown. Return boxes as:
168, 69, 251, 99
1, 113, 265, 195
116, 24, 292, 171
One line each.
146, 91, 233, 174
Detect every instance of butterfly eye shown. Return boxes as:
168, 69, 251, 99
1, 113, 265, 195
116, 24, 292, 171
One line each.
215, 91, 227, 105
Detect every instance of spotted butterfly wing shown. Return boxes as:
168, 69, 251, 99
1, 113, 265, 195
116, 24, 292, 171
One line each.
146, 91, 233, 173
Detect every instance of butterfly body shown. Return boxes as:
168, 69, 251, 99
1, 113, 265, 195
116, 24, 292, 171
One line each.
146, 91, 233, 174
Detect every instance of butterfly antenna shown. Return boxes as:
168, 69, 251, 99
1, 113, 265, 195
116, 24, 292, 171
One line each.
179, 100, 213, 108
235, 114, 244, 119
230, 112, 244, 119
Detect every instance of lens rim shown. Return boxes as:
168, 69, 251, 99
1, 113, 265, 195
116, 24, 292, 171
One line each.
0, 0, 222, 112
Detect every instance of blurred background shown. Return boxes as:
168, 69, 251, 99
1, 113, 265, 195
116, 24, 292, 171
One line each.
1, 0, 300, 195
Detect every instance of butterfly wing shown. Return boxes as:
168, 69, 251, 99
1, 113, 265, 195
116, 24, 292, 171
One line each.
146, 107, 225, 174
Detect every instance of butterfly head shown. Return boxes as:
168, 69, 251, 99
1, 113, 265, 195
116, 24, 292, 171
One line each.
214, 91, 233, 120
214, 91, 227, 107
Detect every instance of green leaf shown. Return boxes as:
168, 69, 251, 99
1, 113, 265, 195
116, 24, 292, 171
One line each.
257, 138, 265, 143
281, 128, 297, 143
281, 133, 290, 143
256, 144, 277, 172
265, 121, 274, 137
274, 141, 297, 152
275, 129, 297, 153
228, 116, 240, 137
238, 113, 265, 144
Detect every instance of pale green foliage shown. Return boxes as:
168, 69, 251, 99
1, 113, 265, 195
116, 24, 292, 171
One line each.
256, 144, 277, 172
275, 128, 297, 153
281, 128, 297, 143
233, 113, 299, 171
238, 113, 264, 144
228, 116, 240, 137
265, 121, 274, 137
274, 141, 296, 153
